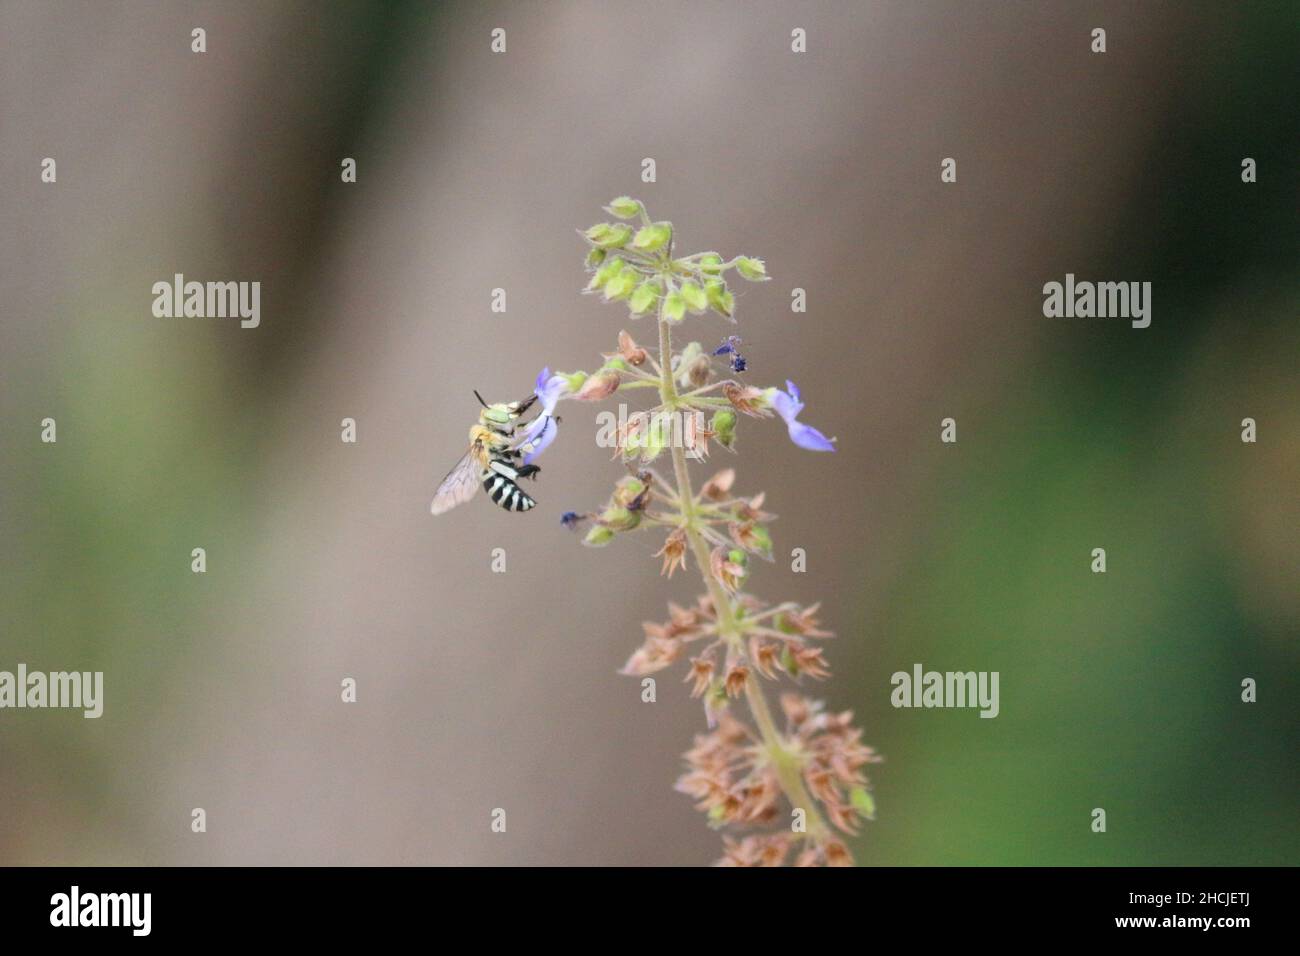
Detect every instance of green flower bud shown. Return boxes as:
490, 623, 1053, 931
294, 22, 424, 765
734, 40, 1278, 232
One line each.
663, 290, 687, 322
711, 409, 737, 448
698, 253, 724, 275
595, 223, 633, 249
632, 221, 672, 253
603, 270, 637, 301
728, 548, 747, 566
586, 248, 607, 269
605, 196, 642, 219
849, 786, 877, 821
587, 256, 625, 291
640, 417, 670, 463
705, 279, 734, 319
584, 525, 615, 547
602, 356, 629, 372
561, 370, 588, 392
735, 256, 769, 281
600, 505, 641, 532
628, 279, 661, 315
679, 281, 707, 313
582, 223, 633, 249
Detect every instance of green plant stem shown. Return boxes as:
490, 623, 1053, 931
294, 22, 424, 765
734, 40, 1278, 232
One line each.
656, 303, 832, 846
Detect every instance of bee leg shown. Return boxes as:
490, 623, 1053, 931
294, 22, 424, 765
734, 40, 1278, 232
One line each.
516, 464, 541, 480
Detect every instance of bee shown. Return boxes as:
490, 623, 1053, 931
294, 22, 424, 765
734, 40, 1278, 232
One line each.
430, 390, 546, 515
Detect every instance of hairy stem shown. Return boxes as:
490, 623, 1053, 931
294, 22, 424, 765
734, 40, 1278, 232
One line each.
656, 303, 832, 845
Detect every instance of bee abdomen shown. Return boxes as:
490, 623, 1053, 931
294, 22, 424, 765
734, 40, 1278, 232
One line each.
482, 468, 536, 513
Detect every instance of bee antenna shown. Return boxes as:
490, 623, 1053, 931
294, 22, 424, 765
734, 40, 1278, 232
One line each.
473, 389, 489, 408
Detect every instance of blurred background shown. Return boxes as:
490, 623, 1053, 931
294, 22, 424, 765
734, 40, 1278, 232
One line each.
1, 0, 1296, 865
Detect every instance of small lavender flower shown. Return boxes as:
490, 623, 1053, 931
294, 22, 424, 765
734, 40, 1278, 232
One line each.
768, 380, 835, 452
517, 367, 571, 463
533, 367, 569, 410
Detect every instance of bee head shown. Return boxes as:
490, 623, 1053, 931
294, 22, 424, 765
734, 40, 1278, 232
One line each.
475, 389, 538, 424
480, 404, 512, 426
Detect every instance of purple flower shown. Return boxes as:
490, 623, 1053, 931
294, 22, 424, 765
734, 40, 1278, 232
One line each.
560, 511, 584, 530
713, 335, 742, 356
768, 380, 835, 452
532, 367, 570, 415
520, 416, 558, 464
516, 367, 570, 463
713, 337, 748, 373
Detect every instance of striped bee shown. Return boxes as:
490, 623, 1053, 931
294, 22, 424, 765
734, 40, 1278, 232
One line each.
430, 391, 544, 515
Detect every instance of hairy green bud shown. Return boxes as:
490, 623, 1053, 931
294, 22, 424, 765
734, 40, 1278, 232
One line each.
663, 290, 687, 322
632, 222, 672, 253
629, 279, 661, 315
585, 222, 632, 248
705, 279, 734, 319
605, 196, 642, 220
679, 281, 708, 314
698, 253, 724, 275
603, 270, 637, 301
711, 409, 737, 448
601, 505, 641, 532
587, 256, 625, 291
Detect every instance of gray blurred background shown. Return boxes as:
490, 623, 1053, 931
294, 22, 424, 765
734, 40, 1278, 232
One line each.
1, 0, 1296, 865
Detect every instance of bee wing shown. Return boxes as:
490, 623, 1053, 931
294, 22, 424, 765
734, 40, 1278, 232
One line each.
431, 446, 482, 515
